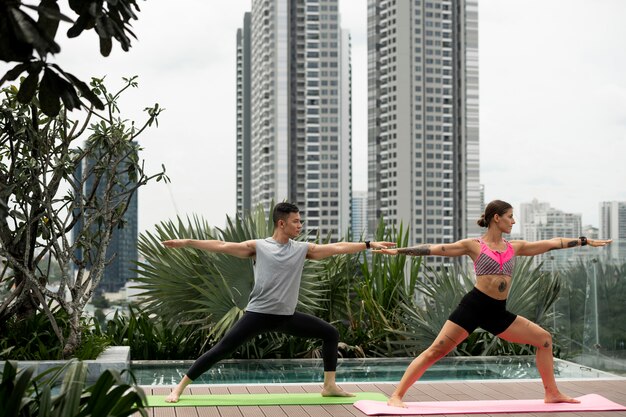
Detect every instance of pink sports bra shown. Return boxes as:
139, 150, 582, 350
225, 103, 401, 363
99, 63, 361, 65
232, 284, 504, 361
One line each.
474, 238, 515, 276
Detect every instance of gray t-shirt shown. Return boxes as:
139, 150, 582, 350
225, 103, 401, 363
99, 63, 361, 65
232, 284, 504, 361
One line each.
245, 238, 310, 315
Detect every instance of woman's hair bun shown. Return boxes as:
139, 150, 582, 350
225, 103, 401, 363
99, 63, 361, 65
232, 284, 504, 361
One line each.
477, 214, 488, 228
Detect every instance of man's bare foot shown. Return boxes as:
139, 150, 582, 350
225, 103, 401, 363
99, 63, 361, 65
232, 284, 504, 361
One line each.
387, 395, 407, 408
321, 385, 355, 397
165, 390, 182, 403
545, 392, 580, 404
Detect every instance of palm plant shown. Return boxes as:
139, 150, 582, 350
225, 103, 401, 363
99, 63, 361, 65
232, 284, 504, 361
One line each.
391, 257, 562, 357
340, 220, 422, 356
134, 204, 329, 359
100, 305, 206, 360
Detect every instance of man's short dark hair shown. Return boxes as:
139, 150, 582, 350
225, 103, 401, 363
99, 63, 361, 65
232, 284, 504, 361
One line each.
273, 202, 299, 226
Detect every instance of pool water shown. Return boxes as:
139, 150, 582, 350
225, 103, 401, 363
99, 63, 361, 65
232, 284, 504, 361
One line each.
131, 356, 620, 386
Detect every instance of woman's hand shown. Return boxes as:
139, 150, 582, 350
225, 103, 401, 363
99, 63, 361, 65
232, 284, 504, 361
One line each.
372, 248, 399, 255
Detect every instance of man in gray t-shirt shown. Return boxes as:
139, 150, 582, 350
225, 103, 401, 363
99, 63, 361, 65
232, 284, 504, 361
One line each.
162, 202, 396, 403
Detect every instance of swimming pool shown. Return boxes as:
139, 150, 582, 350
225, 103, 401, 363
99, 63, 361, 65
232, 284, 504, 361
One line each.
131, 356, 621, 386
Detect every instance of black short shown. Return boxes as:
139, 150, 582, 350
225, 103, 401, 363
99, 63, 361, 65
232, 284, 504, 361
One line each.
448, 287, 517, 335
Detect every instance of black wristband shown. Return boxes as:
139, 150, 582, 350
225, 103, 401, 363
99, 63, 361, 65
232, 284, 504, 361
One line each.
579, 236, 588, 246
365, 241, 371, 250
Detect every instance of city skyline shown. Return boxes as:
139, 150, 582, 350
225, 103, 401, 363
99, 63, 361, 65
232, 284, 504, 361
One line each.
9, 0, 626, 236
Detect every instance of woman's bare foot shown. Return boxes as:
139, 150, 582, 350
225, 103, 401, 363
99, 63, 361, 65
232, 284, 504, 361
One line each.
321, 385, 355, 397
387, 394, 407, 408
545, 392, 580, 404
164, 389, 182, 403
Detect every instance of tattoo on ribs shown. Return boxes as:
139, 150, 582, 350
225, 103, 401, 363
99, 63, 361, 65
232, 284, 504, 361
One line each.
498, 281, 507, 292
399, 244, 431, 256
567, 240, 578, 248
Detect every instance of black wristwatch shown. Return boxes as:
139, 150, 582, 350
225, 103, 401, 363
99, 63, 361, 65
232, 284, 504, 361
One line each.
579, 236, 588, 246
365, 241, 371, 250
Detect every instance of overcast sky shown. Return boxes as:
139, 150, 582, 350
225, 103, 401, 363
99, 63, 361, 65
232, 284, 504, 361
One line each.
6, 0, 626, 235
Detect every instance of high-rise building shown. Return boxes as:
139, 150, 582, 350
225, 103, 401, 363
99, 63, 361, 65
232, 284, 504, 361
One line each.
600, 201, 626, 262
236, 0, 352, 241
367, 0, 481, 256
520, 199, 582, 271
351, 190, 368, 240
72, 149, 138, 293
236, 13, 252, 215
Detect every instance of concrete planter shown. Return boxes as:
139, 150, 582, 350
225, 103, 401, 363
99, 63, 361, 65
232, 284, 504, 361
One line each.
0, 346, 130, 383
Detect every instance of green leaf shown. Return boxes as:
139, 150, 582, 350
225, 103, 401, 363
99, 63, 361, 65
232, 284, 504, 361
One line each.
99, 36, 113, 56
66, 14, 92, 38
39, 68, 61, 116
4, 363, 34, 416
0, 62, 31, 85
59, 362, 87, 417
37, 0, 62, 47
16, 68, 41, 103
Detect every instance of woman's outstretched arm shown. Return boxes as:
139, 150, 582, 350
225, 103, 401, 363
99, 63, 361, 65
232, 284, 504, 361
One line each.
375, 239, 476, 258
512, 237, 611, 257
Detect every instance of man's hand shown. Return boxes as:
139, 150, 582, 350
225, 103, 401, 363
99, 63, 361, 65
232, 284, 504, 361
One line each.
370, 241, 397, 250
162, 239, 188, 248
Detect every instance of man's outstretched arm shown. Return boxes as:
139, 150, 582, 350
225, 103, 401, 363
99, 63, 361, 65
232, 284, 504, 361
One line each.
162, 239, 256, 258
306, 241, 396, 260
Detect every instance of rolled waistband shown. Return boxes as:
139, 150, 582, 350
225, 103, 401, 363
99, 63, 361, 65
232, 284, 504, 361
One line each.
470, 286, 507, 307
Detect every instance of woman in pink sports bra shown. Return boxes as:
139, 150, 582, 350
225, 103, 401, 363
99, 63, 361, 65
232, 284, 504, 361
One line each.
376, 199, 612, 408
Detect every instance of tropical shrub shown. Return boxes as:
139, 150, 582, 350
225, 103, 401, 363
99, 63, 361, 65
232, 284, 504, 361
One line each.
335, 220, 422, 356
0, 360, 146, 417
0, 304, 109, 361
101, 304, 206, 360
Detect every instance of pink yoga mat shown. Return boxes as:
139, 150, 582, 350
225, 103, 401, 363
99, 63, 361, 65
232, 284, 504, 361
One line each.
353, 393, 626, 415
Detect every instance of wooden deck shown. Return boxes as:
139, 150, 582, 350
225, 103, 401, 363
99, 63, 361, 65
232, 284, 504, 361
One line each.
144, 379, 626, 417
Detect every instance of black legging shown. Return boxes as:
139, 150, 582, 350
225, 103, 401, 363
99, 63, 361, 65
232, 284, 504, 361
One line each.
185, 311, 340, 380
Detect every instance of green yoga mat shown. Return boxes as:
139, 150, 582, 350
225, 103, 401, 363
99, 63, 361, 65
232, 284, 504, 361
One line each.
147, 391, 388, 407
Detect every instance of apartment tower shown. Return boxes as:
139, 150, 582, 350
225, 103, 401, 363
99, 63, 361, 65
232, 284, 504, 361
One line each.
367, 0, 481, 253
237, 0, 352, 241
520, 199, 583, 271
600, 201, 626, 262
72, 150, 138, 293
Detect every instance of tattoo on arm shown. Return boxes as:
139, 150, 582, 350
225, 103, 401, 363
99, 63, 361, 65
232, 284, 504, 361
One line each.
398, 244, 431, 256
498, 281, 507, 292
567, 240, 578, 248
549, 238, 564, 252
